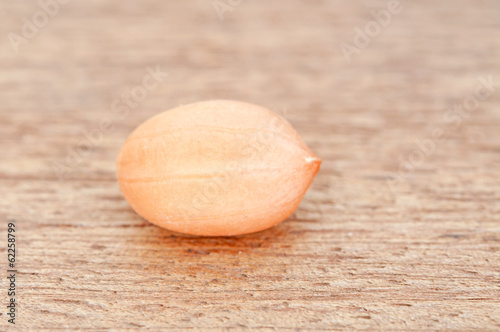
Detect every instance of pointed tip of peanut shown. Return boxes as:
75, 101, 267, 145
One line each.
306, 155, 321, 167
305, 156, 320, 164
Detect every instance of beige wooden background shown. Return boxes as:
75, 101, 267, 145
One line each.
1, 0, 499, 330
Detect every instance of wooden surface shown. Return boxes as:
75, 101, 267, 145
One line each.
1, 0, 499, 330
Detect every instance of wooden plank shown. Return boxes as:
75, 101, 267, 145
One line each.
0, 0, 499, 330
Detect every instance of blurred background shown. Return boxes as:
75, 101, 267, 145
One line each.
1, 0, 499, 179
1, 0, 499, 330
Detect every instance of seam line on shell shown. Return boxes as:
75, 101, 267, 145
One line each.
117, 164, 316, 183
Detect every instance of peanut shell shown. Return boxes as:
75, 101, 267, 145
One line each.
116, 100, 320, 236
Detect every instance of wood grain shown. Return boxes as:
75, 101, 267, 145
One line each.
0, 0, 499, 330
